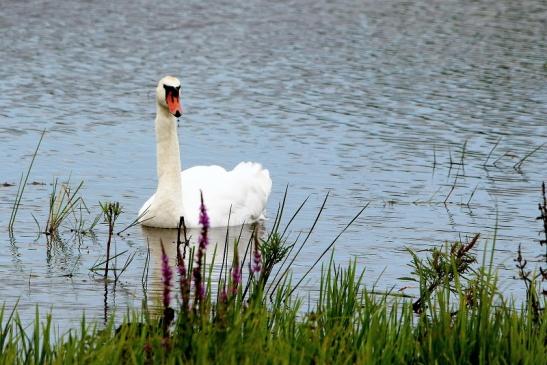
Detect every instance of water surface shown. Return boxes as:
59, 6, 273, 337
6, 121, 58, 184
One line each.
1, 0, 546, 330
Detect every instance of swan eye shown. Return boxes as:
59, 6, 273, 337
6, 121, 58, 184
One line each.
163, 84, 179, 98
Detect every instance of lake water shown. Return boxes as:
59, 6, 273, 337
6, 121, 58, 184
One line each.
1, 0, 546, 331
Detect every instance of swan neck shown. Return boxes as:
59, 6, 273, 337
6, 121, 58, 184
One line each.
155, 106, 182, 201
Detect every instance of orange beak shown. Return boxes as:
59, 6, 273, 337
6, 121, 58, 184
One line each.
166, 92, 183, 117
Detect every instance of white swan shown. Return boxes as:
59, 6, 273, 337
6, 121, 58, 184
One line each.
139, 76, 272, 228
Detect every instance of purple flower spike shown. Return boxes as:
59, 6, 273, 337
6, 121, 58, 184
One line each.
252, 239, 262, 275
231, 265, 241, 295
220, 285, 228, 303
177, 246, 190, 310
197, 282, 205, 300
160, 242, 173, 310
198, 192, 210, 246
199, 193, 210, 230
229, 242, 241, 296
193, 192, 210, 307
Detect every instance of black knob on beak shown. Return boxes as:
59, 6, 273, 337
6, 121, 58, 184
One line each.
174, 111, 182, 118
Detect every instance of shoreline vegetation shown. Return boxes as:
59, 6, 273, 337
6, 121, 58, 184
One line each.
1, 135, 546, 364
0, 186, 546, 364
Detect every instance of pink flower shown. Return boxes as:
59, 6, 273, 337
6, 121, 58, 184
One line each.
198, 192, 209, 250
193, 192, 210, 305
229, 240, 241, 295
177, 246, 190, 311
220, 285, 228, 303
252, 239, 262, 275
231, 265, 241, 295
160, 242, 172, 310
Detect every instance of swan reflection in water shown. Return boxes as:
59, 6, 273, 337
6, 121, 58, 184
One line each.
140, 223, 262, 303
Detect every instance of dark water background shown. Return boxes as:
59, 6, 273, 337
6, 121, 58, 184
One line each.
1, 0, 546, 331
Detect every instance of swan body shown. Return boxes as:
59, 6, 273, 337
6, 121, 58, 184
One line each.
139, 76, 272, 228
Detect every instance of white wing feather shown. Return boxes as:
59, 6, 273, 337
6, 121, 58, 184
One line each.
140, 162, 271, 228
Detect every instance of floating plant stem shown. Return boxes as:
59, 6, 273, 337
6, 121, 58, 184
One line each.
483, 136, 501, 167
460, 139, 467, 173
493, 151, 509, 167
116, 206, 151, 235
89, 250, 129, 273
113, 251, 136, 285
466, 184, 479, 206
444, 172, 459, 204
433, 144, 437, 169
514, 143, 544, 171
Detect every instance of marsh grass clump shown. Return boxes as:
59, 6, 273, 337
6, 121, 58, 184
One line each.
402, 233, 480, 313
69, 199, 101, 237
45, 179, 84, 238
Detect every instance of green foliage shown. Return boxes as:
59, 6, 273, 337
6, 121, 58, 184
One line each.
1, 239, 546, 364
3, 177, 547, 364
402, 233, 480, 313
99, 201, 124, 280
46, 179, 84, 237
8, 129, 45, 234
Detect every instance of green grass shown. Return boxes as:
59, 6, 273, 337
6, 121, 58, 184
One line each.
8, 129, 45, 234
0, 236, 545, 364
45, 178, 84, 237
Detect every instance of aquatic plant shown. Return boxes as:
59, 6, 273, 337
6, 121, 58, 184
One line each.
514, 181, 547, 322
192, 192, 209, 308
252, 234, 262, 275
99, 201, 122, 279
538, 182, 547, 259
69, 199, 101, 237
45, 178, 84, 238
402, 233, 480, 313
514, 143, 544, 172
229, 245, 241, 296
8, 129, 45, 234
160, 241, 174, 336
160, 242, 173, 310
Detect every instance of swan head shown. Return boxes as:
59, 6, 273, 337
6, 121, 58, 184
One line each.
156, 76, 183, 118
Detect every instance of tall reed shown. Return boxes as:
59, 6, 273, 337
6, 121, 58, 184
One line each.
8, 129, 45, 233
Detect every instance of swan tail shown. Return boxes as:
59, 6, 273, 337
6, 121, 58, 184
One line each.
234, 161, 272, 197
233, 162, 272, 220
